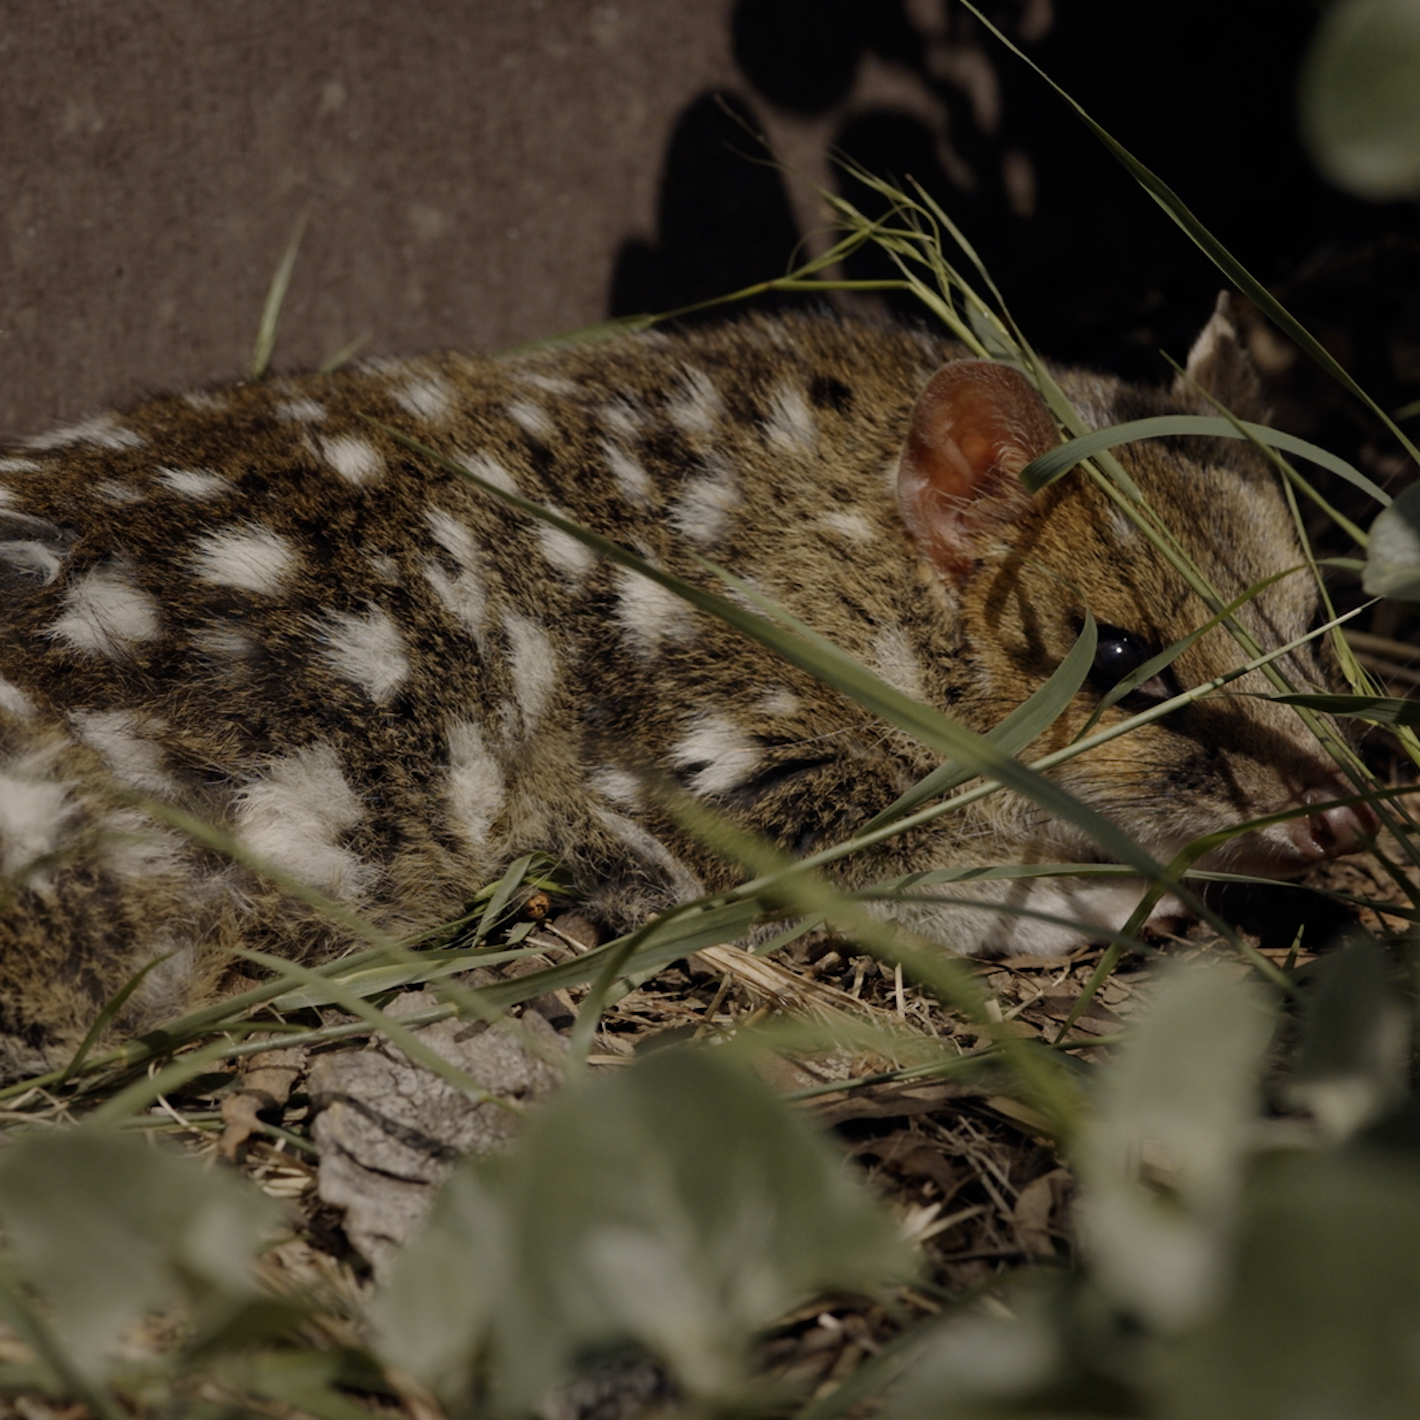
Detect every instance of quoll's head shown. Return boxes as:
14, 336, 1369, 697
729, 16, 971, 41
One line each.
895, 298, 1378, 875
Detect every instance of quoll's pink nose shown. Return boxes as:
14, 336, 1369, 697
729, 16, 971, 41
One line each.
1288, 788, 1381, 861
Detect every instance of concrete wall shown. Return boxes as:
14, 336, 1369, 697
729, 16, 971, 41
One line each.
2, 1, 1398, 438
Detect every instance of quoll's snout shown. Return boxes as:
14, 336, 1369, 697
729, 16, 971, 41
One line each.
1290, 787, 1379, 862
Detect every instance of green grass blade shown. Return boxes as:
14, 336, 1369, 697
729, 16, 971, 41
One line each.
861, 613, 1098, 830
1266, 693, 1420, 727
249, 210, 308, 381
1019, 415, 1391, 507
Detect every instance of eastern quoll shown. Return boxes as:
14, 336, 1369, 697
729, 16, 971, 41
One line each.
0, 301, 1377, 1073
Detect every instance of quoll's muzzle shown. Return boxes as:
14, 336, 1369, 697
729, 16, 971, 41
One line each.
1290, 788, 1380, 861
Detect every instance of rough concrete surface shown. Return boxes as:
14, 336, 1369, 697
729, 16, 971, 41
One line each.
1, 1, 1387, 437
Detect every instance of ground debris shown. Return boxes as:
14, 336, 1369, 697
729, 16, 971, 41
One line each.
309, 991, 565, 1272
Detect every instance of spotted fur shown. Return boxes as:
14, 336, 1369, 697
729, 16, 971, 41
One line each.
0, 311, 1363, 1073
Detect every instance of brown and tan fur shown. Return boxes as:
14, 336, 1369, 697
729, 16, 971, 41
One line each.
0, 305, 1369, 1073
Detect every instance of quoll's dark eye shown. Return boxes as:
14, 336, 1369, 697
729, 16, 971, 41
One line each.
1088, 624, 1161, 696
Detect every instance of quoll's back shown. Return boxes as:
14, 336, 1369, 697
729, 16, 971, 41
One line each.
0, 309, 1374, 1072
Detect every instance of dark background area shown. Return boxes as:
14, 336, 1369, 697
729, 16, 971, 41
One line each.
4, 0, 1417, 501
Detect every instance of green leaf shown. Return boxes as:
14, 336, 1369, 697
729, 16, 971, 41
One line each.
1075, 962, 1276, 1334
0, 1132, 281, 1380
220, 1350, 386, 1420
370, 1161, 506, 1404
376, 1047, 913, 1412
1283, 937, 1410, 1140
1267, 692, 1420, 726
1364, 481, 1420, 600
1165, 1150, 1420, 1420
249, 211, 307, 381
884, 1276, 1069, 1419
1300, 0, 1420, 199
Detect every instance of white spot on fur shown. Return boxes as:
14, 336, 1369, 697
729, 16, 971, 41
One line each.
70, 710, 177, 795
0, 676, 36, 718
393, 373, 455, 423
890, 875, 1178, 960
670, 712, 761, 797
819, 510, 876, 543
871, 626, 926, 702
51, 564, 161, 657
0, 459, 41, 474
24, 412, 145, 451
667, 368, 724, 436
192, 524, 299, 595
603, 441, 653, 508
755, 688, 800, 718
600, 398, 647, 439
96, 804, 185, 884
0, 517, 67, 585
670, 463, 739, 544
589, 765, 643, 810
315, 604, 410, 703
184, 391, 228, 413
507, 400, 555, 441
156, 466, 229, 499
0, 765, 73, 876
360, 355, 415, 379
194, 624, 256, 659
275, 398, 326, 424
318, 433, 386, 486
445, 719, 506, 845
520, 371, 579, 397
424, 508, 487, 634
765, 384, 816, 451
95, 481, 144, 505
1107, 505, 1138, 544
234, 743, 373, 900
537, 514, 596, 580
593, 806, 705, 900
425, 507, 479, 567
424, 566, 485, 635
614, 567, 696, 655
502, 611, 558, 730
457, 452, 520, 496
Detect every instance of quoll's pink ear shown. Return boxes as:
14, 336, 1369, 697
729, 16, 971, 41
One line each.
896, 361, 1060, 587
1173, 291, 1266, 421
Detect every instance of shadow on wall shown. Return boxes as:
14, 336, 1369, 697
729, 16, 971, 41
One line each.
610, 0, 1414, 381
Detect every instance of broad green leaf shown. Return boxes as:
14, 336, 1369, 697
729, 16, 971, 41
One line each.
0, 1132, 280, 1380
1076, 962, 1275, 1334
372, 1165, 508, 1405
1364, 481, 1420, 599
884, 1276, 1068, 1419
1283, 937, 1410, 1139
1164, 1150, 1420, 1420
1300, 0, 1420, 199
220, 1350, 383, 1420
377, 1048, 912, 1413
